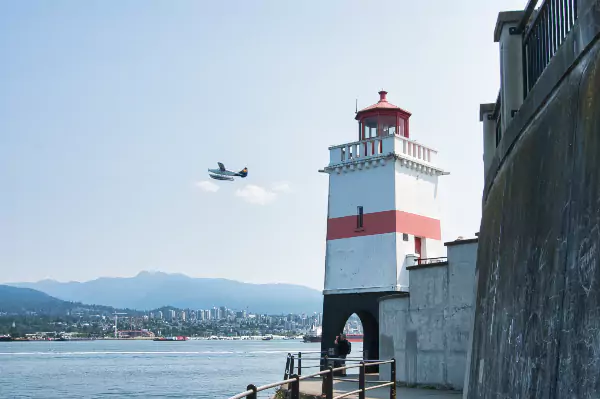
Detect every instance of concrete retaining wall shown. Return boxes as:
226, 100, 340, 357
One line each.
468, 2, 600, 397
379, 241, 477, 390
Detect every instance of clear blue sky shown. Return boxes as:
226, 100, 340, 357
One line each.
0, 0, 525, 289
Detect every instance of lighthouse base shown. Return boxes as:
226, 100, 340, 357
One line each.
320, 291, 399, 374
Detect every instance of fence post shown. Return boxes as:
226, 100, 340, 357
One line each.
298, 352, 302, 376
290, 374, 300, 399
289, 355, 295, 377
246, 384, 257, 399
283, 354, 291, 380
325, 366, 334, 399
390, 358, 397, 399
359, 361, 366, 399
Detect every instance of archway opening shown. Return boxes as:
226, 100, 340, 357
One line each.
343, 313, 364, 347
321, 294, 381, 374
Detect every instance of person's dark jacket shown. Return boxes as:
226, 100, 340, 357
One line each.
337, 338, 351, 356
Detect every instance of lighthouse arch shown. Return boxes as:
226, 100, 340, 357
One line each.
321, 292, 384, 369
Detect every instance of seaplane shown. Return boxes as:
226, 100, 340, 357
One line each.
208, 162, 248, 181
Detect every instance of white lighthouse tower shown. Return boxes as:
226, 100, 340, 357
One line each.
319, 90, 448, 361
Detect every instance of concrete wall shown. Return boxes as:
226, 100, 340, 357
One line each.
328, 161, 395, 218
325, 233, 399, 293
468, 3, 600, 398
394, 162, 441, 220
379, 240, 477, 390
325, 233, 446, 295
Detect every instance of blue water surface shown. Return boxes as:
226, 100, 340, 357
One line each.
0, 339, 362, 398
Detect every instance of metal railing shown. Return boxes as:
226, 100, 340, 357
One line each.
521, 0, 579, 95
228, 351, 396, 399
491, 91, 502, 148
416, 257, 448, 266
492, 0, 579, 149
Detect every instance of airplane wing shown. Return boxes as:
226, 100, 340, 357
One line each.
218, 162, 226, 171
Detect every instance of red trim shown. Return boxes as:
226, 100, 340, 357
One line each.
414, 236, 422, 255
326, 210, 441, 241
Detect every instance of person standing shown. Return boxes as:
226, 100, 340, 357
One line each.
335, 333, 351, 376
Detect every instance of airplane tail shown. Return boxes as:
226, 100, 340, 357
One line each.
238, 167, 248, 178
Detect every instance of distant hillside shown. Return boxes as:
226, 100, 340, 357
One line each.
0, 285, 132, 316
0, 285, 69, 315
9, 272, 323, 314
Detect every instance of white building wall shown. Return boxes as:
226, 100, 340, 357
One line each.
324, 233, 398, 294
379, 240, 478, 390
395, 234, 416, 291
394, 163, 446, 259
328, 162, 395, 218
394, 163, 440, 219
395, 235, 445, 282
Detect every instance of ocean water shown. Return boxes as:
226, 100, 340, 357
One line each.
0, 340, 362, 398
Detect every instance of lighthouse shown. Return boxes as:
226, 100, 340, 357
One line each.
319, 90, 448, 362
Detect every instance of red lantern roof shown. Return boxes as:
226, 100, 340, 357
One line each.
355, 90, 411, 120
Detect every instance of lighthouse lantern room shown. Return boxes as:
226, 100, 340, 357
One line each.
319, 90, 448, 365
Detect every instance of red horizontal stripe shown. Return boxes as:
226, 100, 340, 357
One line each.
326, 210, 441, 241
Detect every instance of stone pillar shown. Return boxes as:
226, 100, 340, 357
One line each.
494, 11, 525, 133
479, 103, 497, 180
405, 254, 418, 267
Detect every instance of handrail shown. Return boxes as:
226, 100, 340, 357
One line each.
227, 354, 397, 399
515, 0, 540, 34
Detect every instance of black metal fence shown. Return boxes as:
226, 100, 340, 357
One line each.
522, 0, 579, 94
416, 257, 448, 266
228, 351, 396, 399
492, 0, 579, 147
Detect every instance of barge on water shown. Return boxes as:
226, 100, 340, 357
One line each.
302, 326, 364, 343
153, 336, 188, 341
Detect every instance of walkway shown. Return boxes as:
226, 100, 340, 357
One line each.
296, 374, 462, 399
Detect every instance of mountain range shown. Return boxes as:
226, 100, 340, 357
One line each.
7, 271, 323, 314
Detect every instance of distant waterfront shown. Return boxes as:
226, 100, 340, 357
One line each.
0, 339, 363, 398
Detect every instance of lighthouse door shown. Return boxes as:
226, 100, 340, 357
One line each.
414, 237, 422, 259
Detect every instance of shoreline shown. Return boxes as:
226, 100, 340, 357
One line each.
1, 337, 317, 342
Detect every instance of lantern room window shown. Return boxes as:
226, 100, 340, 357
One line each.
355, 90, 411, 140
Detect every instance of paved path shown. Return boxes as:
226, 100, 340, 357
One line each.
297, 374, 462, 399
